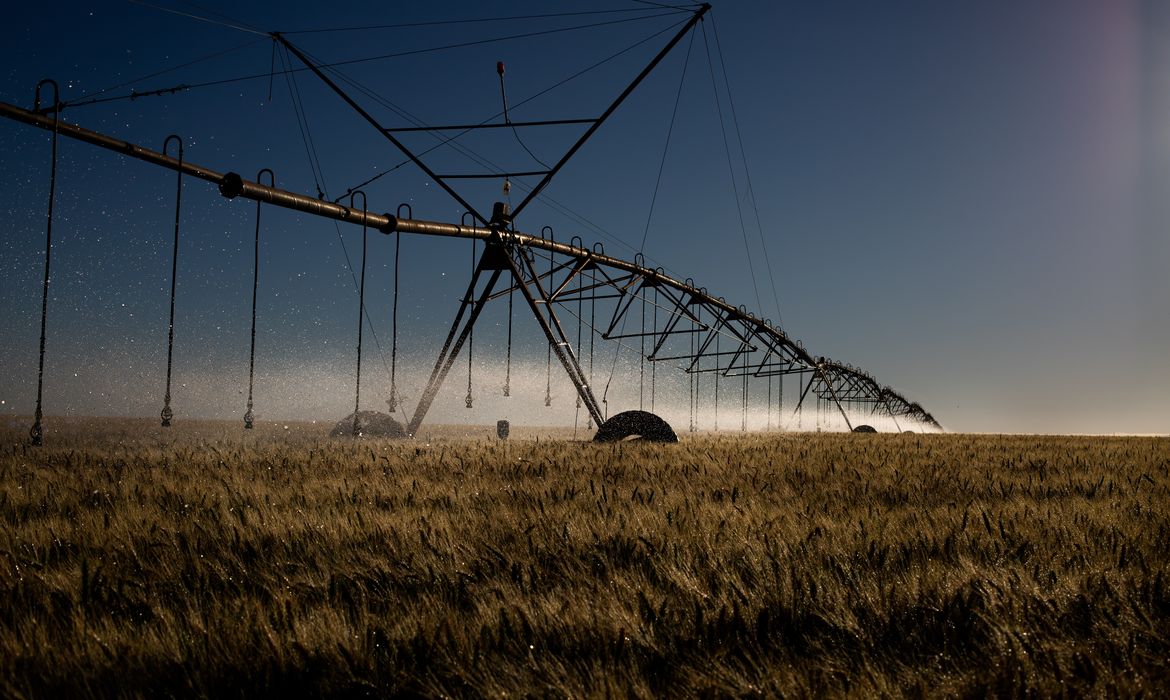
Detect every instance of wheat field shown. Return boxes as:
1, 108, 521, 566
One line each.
1, 418, 1167, 697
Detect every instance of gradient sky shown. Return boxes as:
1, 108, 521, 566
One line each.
1, 1, 1167, 434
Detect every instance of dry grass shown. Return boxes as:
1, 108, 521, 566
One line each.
1, 418, 1168, 697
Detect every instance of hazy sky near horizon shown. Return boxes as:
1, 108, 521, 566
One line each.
1, 1, 1167, 434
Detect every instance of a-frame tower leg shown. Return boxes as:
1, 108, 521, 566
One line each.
405, 246, 505, 436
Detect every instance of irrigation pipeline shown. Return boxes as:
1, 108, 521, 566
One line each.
1, 99, 941, 430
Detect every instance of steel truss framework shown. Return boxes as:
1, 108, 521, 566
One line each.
2, 2, 941, 437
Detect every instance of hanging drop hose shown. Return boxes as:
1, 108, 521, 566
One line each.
798, 374, 805, 431
545, 236, 553, 408
574, 264, 582, 432
388, 224, 401, 413
714, 330, 720, 432
351, 191, 368, 437
689, 306, 696, 433
160, 134, 184, 428
545, 336, 552, 406
504, 279, 513, 397
767, 374, 772, 431
497, 59, 550, 169
245, 168, 274, 430
502, 161, 514, 399
588, 266, 596, 429
778, 368, 784, 430
651, 286, 657, 412
29, 79, 59, 447
741, 346, 748, 431
641, 290, 650, 412
497, 61, 509, 120
466, 239, 475, 409
576, 266, 583, 407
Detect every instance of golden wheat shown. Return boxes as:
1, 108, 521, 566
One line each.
1, 418, 1167, 697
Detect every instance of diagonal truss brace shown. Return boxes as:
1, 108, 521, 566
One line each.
406, 248, 505, 436
405, 236, 606, 436
275, 5, 710, 226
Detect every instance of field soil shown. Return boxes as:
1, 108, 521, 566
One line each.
1, 418, 1168, 697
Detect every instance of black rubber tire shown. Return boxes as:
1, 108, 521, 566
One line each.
593, 410, 678, 443
852, 424, 877, 433
330, 411, 406, 438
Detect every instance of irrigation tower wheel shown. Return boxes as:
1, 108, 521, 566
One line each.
593, 410, 678, 443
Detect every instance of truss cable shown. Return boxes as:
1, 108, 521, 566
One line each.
307, 30, 707, 289
710, 13, 784, 327
333, 17, 686, 201
351, 192, 369, 436
244, 168, 274, 430
59, 36, 265, 110
639, 23, 695, 253
177, 0, 264, 33
59, 14, 675, 115
59, 13, 687, 116
160, 134, 185, 428
275, 47, 396, 388
129, 0, 268, 36
29, 80, 59, 446
509, 7, 709, 219
701, 21, 763, 316
283, 6, 688, 34
283, 11, 685, 72
634, 0, 702, 10
278, 46, 326, 198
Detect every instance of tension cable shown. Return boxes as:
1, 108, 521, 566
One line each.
711, 13, 785, 327
700, 20, 763, 317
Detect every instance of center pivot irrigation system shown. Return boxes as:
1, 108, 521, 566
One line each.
6, 3, 941, 444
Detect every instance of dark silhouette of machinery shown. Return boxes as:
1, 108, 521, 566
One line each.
3, 5, 941, 444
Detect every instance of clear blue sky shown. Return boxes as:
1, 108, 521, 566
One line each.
1, 1, 1167, 434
